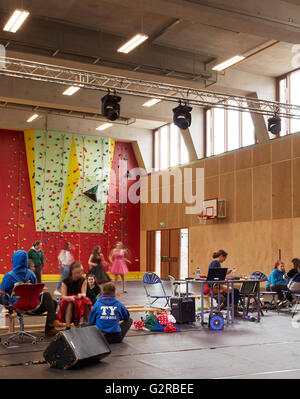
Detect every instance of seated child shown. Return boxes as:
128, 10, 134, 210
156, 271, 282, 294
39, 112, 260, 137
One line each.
88, 281, 132, 344
86, 273, 101, 305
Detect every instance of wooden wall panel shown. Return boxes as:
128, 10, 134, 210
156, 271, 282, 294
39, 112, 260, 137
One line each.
271, 138, 291, 163
253, 165, 271, 221
141, 132, 300, 277
271, 219, 293, 264
272, 161, 292, 219
219, 153, 235, 174
204, 157, 219, 177
204, 176, 219, 200
253, 143, 271, 167
219, 172, 235, 223
236, 169, 252, 222
292, 218, 300, 259
293, 158, 300, 217
293, 134, 300, 158
235, 148, 252, 170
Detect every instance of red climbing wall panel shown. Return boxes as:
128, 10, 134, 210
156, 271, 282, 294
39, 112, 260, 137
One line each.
0, 129, 140, 275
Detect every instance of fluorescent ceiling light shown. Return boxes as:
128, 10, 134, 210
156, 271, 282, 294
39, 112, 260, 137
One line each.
212, 55, 245, 71
3, 9, 29, 33
117, 33, 149, 54
143, 98, 162, 107
27, 114, 39, 122
96, 123, 113, 131
62, 86, 81, 96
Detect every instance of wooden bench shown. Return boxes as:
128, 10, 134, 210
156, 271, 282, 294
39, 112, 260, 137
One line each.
0, 305, 164, 333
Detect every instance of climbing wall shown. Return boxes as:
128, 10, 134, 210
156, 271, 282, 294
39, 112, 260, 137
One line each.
0, 129, 140, 275
24, 130, 114, 233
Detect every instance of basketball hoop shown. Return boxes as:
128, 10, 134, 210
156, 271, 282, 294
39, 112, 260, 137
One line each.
197, 211, 208, 224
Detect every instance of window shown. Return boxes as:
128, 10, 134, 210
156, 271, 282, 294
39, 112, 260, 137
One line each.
227, 102, 240, 151
242, 110, 255, 147
160, 125, 169, 170
154, 123, 189, 170
206, 101, 255, 157
278, 68, 300, 135
213, 108, 225, 155
206, 109, 212, 157
290, 70, 300, 134
170, 124, 179, 167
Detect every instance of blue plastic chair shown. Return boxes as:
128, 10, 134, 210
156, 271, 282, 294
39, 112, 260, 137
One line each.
142, 272, 171, 307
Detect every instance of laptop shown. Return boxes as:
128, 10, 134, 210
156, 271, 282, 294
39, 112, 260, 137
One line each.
206, 268, 228, 282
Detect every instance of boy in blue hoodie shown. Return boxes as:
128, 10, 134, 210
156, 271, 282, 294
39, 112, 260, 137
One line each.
0, 250, 65, 336
89, 282, 132, 344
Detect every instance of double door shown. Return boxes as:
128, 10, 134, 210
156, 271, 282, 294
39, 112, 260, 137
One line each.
147, 228, 182, 280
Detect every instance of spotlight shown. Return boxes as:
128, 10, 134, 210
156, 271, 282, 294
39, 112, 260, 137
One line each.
101, 92, 122, 121
173, 102, 192, 130
268, 115, 281, 135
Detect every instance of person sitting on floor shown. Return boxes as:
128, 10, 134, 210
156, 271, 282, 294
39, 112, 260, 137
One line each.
0, 250, 65, 336
266, 260, 294, 307
86, 273, 101, 305
208, 249, 242, 317
88, 281, 133, 344
57, 261, 92, 329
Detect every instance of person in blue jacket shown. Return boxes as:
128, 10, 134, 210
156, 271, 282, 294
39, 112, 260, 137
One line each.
0, 250, 65, 336
266, 260, 293, 306
89, 281, 133, 344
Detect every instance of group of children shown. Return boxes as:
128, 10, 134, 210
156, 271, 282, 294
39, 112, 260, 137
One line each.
0, 241, 133, 343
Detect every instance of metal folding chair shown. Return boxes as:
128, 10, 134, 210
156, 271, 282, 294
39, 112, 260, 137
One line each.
250, 271, 278, 312
143, 272, 171, 307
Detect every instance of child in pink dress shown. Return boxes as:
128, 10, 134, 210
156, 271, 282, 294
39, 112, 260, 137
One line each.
109, 242, 131, 293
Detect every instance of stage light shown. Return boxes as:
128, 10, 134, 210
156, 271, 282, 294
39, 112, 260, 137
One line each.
268, 115, 281, 135
101, 93, 121, 121
117, 33, 148, 54
3, 9, 29, 33
173, 102, 192, 130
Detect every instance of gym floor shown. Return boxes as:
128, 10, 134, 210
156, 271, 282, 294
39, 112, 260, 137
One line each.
0, 280, 300, 380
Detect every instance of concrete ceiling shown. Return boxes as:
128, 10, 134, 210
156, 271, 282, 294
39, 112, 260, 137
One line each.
0, 0, 298, 138
0, 0, 299, 81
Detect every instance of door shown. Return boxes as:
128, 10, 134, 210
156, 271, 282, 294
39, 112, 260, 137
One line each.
146, 229, 182, 280
160, 229, 180, 280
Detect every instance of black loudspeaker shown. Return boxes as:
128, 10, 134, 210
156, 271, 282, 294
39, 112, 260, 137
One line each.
43, 326, 111, 369
170, 296, 195, 323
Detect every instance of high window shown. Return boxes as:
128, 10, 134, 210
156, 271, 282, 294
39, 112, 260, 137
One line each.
206, 102, 256, 157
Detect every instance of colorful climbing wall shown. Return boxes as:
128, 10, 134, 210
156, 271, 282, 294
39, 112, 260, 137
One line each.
0, 129, 140, 275
24, 130, 115, 233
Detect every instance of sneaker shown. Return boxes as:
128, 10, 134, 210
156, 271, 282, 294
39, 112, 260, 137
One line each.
50, 319, 66, 328
45, 328, 59, 336
54, 290, 61, 296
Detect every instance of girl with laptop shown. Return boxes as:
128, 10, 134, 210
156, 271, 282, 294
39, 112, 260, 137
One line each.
208, 249, 242, 317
